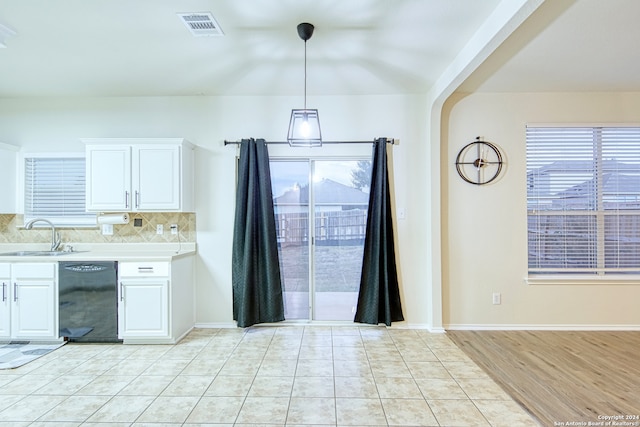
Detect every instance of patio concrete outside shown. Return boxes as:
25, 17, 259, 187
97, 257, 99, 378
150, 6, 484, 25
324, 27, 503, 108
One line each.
279, 244, 363, 321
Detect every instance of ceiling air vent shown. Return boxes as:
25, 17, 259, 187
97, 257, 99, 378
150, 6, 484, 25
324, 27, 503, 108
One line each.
178, 12, 224, 37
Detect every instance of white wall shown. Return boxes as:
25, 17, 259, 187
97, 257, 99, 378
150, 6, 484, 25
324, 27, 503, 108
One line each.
443, 91, 640, 329
0, 94, 431, 327
0, 142, 18, 213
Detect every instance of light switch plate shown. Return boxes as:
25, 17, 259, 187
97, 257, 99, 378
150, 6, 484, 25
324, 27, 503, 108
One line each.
492, 292, 501, 305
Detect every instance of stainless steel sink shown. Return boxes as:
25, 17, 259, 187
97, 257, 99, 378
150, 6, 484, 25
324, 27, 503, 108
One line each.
0, 250, 75, 256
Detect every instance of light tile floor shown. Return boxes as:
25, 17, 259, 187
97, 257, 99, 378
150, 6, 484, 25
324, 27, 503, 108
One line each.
0, 326, 540, 426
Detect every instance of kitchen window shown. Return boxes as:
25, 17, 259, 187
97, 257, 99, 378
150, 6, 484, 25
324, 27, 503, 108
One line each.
526, 126, 640, 280
23, 154, 96, 227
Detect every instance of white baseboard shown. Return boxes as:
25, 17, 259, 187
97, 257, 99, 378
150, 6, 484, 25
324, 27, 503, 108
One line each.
389, 324, 446, 333
192, 322, 448, 332
191, 322, 640, 332
445, 324, 640, 331
194, 322, 237, 329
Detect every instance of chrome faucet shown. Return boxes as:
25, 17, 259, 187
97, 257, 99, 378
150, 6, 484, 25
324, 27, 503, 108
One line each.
25, 218, 61, 251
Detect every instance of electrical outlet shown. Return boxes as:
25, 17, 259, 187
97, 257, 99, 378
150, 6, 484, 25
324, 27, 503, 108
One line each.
156, 224, 164, 235
170, 224, 178, 235
101, 224, 113, 235
492, 292, 501, 305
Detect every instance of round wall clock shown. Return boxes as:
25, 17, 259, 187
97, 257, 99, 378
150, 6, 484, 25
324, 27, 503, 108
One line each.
455, 138, 504, 185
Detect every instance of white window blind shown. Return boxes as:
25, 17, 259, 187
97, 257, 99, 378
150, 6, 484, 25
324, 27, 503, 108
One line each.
24, 156, 96, 226
526, 126, 640, 275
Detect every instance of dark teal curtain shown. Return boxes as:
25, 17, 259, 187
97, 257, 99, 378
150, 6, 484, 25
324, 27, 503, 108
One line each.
354, 138, 404, 326
232, 138, 285, 328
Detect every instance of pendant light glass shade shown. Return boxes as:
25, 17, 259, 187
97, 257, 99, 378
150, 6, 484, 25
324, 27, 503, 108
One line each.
288, 109, 321, 147
287, 22, 322, 147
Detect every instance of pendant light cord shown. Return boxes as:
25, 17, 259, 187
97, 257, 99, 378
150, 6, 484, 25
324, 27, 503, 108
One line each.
304, 39, 307, 110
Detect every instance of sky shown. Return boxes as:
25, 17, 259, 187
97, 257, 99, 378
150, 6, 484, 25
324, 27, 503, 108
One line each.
269, 160, 365, 198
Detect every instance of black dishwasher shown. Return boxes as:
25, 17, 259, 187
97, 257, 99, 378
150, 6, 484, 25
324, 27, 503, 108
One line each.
58, 261, 121, 343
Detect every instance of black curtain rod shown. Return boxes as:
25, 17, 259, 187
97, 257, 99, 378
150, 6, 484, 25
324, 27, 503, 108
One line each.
224, 139, 396, 146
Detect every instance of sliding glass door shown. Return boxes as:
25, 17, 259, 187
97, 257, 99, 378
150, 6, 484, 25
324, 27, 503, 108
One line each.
271, 159, 371, 321
271, 160, 309, 320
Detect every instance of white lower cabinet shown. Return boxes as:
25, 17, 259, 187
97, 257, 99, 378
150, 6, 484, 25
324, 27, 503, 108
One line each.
0, 263, 57, 340
0, 256, 193, 344
118, 262, 169, 339
118, 257, 194, 344
0, 264, 11, 338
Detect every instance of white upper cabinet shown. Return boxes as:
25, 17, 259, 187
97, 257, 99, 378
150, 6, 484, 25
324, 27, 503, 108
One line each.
84, 138, 194, 212
86, 144, 131, 211
134, 145, 181, 211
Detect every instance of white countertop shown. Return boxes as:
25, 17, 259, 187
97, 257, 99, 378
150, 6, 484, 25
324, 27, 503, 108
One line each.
0, 243, 196, 262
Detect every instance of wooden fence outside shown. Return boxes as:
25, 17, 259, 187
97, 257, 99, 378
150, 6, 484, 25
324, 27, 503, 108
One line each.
275, 209, 367, 245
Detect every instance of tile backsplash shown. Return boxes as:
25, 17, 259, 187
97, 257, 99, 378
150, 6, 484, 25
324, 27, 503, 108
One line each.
0, 213, 195, 245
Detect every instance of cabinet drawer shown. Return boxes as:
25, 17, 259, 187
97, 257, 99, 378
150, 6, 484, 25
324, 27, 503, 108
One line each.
0, 263, 9, 277
119, 262, 169, 277
11, 263, 55, 279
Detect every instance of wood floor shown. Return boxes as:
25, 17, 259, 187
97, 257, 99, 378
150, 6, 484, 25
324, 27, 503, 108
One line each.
448, 330, 640, 426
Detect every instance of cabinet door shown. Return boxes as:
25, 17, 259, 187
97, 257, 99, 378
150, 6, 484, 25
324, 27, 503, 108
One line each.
133, 145, 181, 211
86, 145, 132, 211
11, 263, 57, 339
119, 279, 168, 338
0, 264, 10, 339
11, 279, 56, 339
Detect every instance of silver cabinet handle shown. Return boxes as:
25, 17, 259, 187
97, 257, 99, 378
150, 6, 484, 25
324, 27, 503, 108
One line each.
120, 282, 124, 301
138, 267, 154, 272
125, 191, 130, 209
1, 282, 5, 302
135, 191, 140, 209
13, 283, 17, 302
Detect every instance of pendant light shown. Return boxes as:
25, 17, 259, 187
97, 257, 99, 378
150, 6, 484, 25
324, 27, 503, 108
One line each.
287, 22, 322, 147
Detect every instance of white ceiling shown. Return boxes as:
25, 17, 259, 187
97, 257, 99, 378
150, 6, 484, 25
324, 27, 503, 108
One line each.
460, 0, 640, 93
0, 0, 639, 98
